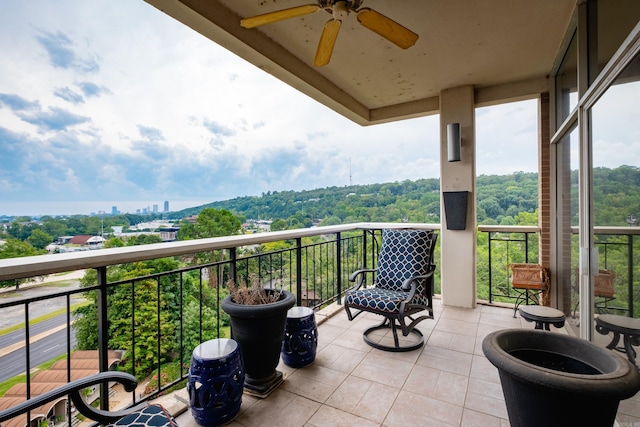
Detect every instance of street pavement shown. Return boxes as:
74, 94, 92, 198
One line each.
0, 271, 86, 382
0, 270, 86, 330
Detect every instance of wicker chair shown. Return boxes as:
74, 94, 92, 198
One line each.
344, 229, 437, 352
572, 268, 616, 317
510, 263, 549, 317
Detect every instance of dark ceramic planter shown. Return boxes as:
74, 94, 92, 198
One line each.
221, 289, 295, 397
482, 329, 640, 427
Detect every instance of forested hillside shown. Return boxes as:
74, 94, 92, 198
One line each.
170, 166, 640, 228
171, 171, 540, 226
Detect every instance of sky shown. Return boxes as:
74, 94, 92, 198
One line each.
0, 1, 542, 217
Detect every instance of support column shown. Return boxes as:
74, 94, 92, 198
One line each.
439, 86, 476, 308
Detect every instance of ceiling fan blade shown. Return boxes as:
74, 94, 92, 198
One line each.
313, 19, 342, 67
240, 4, 320, 29
356, 8, 418, 49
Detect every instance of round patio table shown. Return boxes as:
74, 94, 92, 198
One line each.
518, 305, 565, 331
596, 314, 640, 366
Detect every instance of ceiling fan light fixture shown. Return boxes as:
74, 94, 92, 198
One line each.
332, 1, 349, 20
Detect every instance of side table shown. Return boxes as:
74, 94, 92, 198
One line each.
596, 314, 640, 366
518, 305, 565, 331
188, 338, 244, 426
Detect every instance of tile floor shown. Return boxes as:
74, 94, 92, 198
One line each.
173, 299, 640, 427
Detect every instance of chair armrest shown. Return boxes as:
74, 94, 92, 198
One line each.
0, 371, 147, 425
401, 269, 435, 295
348, 269, 377, 289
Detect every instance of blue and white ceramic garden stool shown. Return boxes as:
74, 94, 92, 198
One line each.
281, 306, 318, 368
188, 338, 244, 426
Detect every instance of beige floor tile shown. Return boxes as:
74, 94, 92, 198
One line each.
469, 355, 501, 385
467, 376, 505, 402
427, 329, 457, 349
417, 345, 473, 376
447, 332, 476, 354
315, 343, 368, 374
280, 364, 348, 403
403, 364, 469, 407
306, 405, 380, 427
233, 389, 321, 427
351, 351, 414, 388
463, 387, 509, 420
316, 324, 347, 350
441, 306, 481, 323
402, 364, 440, 396
618, 395, 640, 418
434, 318, 479, 337
384, 389, 463, 427
332, 328, 374, 352
325, 376, 399, 424
478, 311, 521, 328
460, 408, 507, 427
432, 370, 469, 406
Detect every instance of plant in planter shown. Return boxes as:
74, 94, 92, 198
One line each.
221, 275, 295, 397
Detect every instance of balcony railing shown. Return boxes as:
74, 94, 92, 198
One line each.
2, 222, 639, 426
478, 225, 640, 317
0, 222, 436, 425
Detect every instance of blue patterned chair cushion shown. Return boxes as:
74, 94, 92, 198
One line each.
108, 404, 178, 427
377, 229, 433, 290
345, 287, 411, 314
345, 229, 435, 313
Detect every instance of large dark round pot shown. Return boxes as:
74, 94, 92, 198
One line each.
221, 289, 295, 397
482, 329, 640, 427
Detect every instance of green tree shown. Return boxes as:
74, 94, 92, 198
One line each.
270, 218, 288, 231
178, 208, 241, 240
27, 229, 53, 250
0, 239, 45, 288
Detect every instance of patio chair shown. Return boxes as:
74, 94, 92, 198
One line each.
572, 268, 616, 317
510, 263, 549, 318
345, 229, 437, 352
0, 372, 177, 426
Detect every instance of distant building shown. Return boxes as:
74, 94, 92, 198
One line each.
301, 290, 320, 307
164, 200, 169, 212
159, 227, 179, 242
153, 204, 158, 213
69, 235, 105, 247
111, 205, 118, 215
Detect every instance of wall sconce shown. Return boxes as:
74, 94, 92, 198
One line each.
447, 122, 461, 162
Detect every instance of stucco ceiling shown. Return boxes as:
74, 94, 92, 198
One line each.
145, 0, 576, 125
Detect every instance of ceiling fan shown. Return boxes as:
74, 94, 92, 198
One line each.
240, 1, 418, 67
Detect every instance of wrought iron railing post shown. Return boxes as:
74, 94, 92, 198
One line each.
362, 230, 368, 270
336, 232, 342, 304
96, 266, 110, 411
629, 234, 634, 317
296, 238, 302, 306
230, 247, 237, 283
487, 231, 493, 303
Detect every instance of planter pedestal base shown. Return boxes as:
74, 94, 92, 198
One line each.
244, 370, 284, 398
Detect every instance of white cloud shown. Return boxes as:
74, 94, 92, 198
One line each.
0, 0, 546, 216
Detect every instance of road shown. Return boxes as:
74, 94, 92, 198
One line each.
0, 272, 85, 383
0, 270, 86, 330
0, 325, 78, 383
